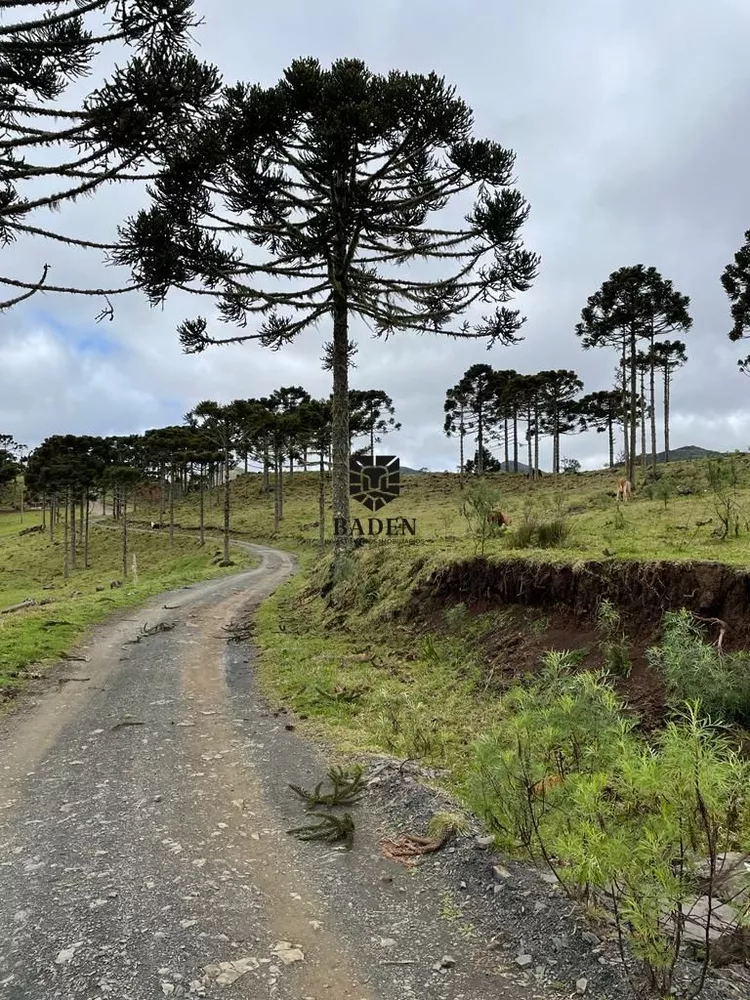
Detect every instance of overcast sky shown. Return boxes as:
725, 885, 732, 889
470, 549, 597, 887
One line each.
2, 0, 750, 471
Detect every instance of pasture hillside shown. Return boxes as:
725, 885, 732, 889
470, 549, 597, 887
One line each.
145, 452, 750, 568
141, 454, 750, 709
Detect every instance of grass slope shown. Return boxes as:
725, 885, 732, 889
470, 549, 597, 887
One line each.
144, 454, 750, 566
0, 514, 256, 698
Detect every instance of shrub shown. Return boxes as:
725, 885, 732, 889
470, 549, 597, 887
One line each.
648, 610, 750, 727
512, 515, 571, 549
536, 516, 571, 548
459, 479, 502, 555
596, 598, 631, 678
464, 659, 750, 998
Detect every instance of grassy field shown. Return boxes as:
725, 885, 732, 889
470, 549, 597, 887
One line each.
0, 514, 256, 699
144, 454, 750, 566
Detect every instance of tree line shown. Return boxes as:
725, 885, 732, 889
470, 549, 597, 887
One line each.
450, 282, 691, 481
0, 388, 400, 576
2, 4, 750, 560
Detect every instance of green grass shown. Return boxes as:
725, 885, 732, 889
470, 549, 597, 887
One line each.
0, 515, 256, 696
0, 510, 43, 537
139, 455, 750, 567
253, 547, 522, 792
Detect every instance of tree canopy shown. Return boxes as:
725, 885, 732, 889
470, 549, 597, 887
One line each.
113, 56, 539, 547
0, 0, 220, 313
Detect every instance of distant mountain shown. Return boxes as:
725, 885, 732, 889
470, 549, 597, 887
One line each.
401, 461, 536, 475
636, 445, 725, 464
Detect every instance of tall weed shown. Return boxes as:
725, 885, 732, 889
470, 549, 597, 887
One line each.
648, 610, 750, 728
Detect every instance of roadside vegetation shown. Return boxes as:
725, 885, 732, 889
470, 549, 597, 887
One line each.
254, 533, 750, 998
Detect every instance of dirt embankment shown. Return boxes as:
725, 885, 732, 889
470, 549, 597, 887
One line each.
412, 557, 750, 647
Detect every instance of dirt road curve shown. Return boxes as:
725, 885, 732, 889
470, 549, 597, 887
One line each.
0, 544, 546, 1000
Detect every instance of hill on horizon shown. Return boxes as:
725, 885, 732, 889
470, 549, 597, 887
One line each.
635, 445, 725, 464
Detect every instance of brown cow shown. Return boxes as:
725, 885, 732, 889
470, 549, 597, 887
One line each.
487, 510, 512, 528
616, 478, 632, 502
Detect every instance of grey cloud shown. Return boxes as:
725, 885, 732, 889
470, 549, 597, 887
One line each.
2, 0, 750, 468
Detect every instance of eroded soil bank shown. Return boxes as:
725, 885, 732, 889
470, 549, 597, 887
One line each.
413, 557, 750, 647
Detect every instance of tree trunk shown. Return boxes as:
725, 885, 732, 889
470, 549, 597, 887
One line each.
649, 329, 657, 472
169, 463, 175, 547
122, 489, 128, 579
223, 446, 231, 564
331, 290, 351, 552
503, 415, 509, 471
319, 447, 325, 548
49, 495, 55, 541
620, 344, 629, 473
63, 494, 69, 579
159, 463, 165, 521
199, 463, 205, 547
526, 404, 533, 475
513, 406, 519, 473
553, 398, 559, 479
101, 487, 106, 517
664, 369, 671, 463
274, 452, 281, 532
459, 419, 465, 488
608, 415, 614, 469
533, 397, 540, 480
70, 497, 77, 570
640, 368, 647, 476
41, 497, 46, 531
84, 493, 90, 569
628, 324, 637, 485
370, 423, 375, 462
476, 400, 484, 476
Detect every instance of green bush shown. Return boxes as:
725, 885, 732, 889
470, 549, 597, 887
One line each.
464, 659, 750, 997
648, 610, 750, 727
596, 598, 631, 678
512, 515, 571, 549
536, 516, 571, 548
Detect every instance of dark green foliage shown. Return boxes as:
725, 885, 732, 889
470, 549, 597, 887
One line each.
0, 435, 21, 489
721, 228, 750, 374
287, 811, 355, 849
289, 765, 366, 809
0, 1, 220, 312
649, 610, 750, 728
512, 514, 570, 549
576, 266, 692, 483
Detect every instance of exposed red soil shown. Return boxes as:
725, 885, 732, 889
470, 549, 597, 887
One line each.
408, 557, 750, 728
412, 557, 750, 649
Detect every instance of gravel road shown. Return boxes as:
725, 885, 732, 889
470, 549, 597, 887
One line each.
1, 541, 573, 1000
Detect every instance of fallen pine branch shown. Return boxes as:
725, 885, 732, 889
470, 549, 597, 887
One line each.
111, 720, 145, 730
287, 811, 355, 849
58, 676, 90, 684
124, 621, 177, 644
1, 599, 37, 615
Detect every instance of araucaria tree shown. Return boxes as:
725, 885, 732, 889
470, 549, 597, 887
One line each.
114, 57, 539, 552
576, 266, 691, 484
0, 0, 220, 312
721, 228, 750, 375
648, 340, 688, 462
